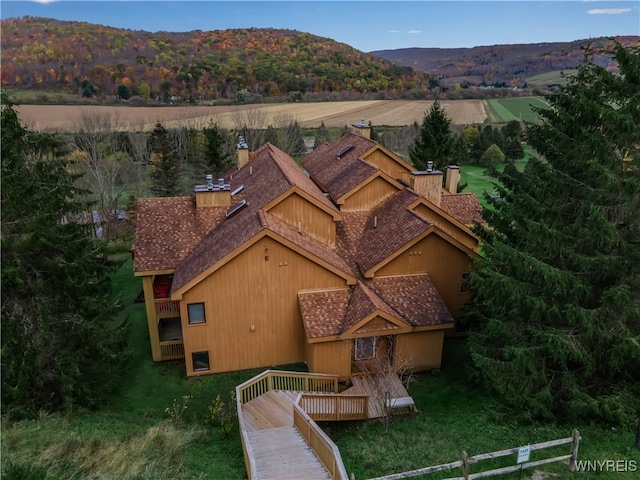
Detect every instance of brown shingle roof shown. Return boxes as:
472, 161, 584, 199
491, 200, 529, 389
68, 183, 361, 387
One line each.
368, 275, 453, 327
302, 133, 378, 202
342, 281, 405, 331
133, 197, 226, 272
441, 193, 484, 226
169, 144, 350, 293
299, 288, 350, 339
299, 274, 452, 340
356, 189, 433, 274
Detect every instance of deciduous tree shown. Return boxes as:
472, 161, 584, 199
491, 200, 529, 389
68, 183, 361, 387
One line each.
466, 42, 640, 424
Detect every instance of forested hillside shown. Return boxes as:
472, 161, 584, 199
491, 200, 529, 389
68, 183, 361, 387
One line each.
372, 36, 639, 88
1, 16, 433, 102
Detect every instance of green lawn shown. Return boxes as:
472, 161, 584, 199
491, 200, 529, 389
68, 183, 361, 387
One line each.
460, 152, 530, 208
3, 255, 638, 479
487, 97, 549, 124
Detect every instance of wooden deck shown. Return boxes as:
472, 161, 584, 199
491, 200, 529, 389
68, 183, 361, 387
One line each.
247, 426, 332, 479
236, 370, 415, 480
344, 371, 416, 419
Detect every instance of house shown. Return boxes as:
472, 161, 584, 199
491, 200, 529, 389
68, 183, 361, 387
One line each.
133, 121, 482, 379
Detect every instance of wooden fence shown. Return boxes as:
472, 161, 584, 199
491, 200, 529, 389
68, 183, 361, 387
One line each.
366, 429, 581, 480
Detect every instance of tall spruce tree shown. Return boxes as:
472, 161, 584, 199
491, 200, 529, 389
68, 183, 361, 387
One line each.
149, 121, 181, 196
1, 95, 125, 417
203, 121, 232, 176
409, 100, 458, 171
466, 42, 640, 424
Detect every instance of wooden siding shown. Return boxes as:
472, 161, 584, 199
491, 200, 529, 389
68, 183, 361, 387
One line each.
182, 238, 347, 377
411, 173, 443, 207
306, 341, 352, 381
376, 235, 472, 319
393, 330, 445, 372
340, 176, 399, 211
362, 149, 412, 183
195, 190, 231, 207
267, 192, 336, 246
412, 202, 478, 251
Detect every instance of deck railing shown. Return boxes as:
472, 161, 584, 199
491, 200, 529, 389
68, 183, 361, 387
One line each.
293, 400, 350, 480
299, 393, 369, 421
155, 299, 180, 319
159, 340, 184, 360
236, 370, 339, 405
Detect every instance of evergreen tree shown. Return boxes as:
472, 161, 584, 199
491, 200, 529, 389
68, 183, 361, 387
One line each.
1, 94, 125, 417
409, 100, 457, 171
466, 43, 640, 424
203, 121, 232, 176
479, 143, 505, 168
314, 121, 329, 148
149, 121, 180, 197
504, 136, 525, 162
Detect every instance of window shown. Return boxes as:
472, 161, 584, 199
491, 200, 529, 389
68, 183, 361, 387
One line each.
355, 337, 376, 360
187, 303, 206, 324
192, 351, 210, 371
460, 273, 470, 294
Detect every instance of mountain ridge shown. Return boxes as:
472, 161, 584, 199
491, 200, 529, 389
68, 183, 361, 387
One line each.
2, 16, 637, 102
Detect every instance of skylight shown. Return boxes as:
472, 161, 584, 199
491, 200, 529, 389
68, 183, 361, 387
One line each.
226, 200, 248, 218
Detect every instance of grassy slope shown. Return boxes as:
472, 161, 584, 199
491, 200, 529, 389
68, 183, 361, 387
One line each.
3, 255, 638, 479
329, 339, 640, 480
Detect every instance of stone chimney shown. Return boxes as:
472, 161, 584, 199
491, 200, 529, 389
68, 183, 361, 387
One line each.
351, 118, 371, 139
194, 174, 231, 207
445, 165, 460, 194
237, 136, 249, 168
410, 161, 443, 206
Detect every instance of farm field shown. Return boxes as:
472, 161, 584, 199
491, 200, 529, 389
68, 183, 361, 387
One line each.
487, 97, 549, 123
13, 99, 489, 133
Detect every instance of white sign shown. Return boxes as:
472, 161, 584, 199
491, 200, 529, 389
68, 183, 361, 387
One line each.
517, 445, 531, 464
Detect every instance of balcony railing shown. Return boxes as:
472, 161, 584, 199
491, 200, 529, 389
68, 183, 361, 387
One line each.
160, 340, 184, 360
155, 299, 180, 319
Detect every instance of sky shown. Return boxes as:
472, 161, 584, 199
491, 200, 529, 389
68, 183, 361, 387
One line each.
0, 1, 638, 52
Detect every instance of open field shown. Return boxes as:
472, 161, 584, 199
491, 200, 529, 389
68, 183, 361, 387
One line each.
487, 97, 549, 123
13, 99, 489, 133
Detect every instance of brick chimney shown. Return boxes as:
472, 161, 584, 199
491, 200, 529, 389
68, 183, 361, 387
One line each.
351, 118, 371, 139
194, 174, 231, 207
237, 136, 249, 168
410, 161, 443, 206
445, 165, 460, 194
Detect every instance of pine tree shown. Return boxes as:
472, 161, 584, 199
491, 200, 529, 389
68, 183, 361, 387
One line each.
466, 42, 640, 424
409, 100, 457, 171
1, 94, 126, 417
314, 121, 329, 148
203, 121, 232, 176
149, 121, 181, 197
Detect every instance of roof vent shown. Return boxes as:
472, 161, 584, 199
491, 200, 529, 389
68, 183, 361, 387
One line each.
206, 174, 214, 190
226, 199, 248, 218
218, 178, 224, 187
237, 136, 248, 149
427, 161, 434, 172
336, 144, 354, 160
